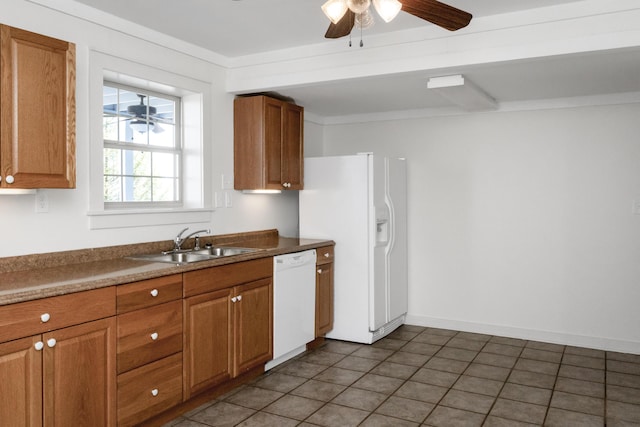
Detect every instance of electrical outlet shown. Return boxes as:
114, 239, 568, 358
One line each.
35, 193, 49, 213
214, 192, 223, 208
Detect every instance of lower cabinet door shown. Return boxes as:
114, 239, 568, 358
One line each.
117, 353, 183, 427
183, 288, 233, 399
43, 316, 116, 427
234, 278, 273, 376
316, 262, 334, 336
0, 335, 42, 427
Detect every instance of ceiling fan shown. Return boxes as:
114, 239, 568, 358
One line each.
126, 94, 164, 134
322, 0, 472, 39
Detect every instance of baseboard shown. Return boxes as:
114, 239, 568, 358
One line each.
405, 314, 640, 355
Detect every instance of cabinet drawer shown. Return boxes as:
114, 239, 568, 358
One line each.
0, 287, 115, 343
117, 300, 182, 374
117, 274, 182, 314
117, 352, 183, 427
316, 245, 334, 265
183, 257, 272, 297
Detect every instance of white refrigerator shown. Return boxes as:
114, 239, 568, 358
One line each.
299, 153, 408, 344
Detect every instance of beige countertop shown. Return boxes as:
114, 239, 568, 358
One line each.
0, 230, 333, 306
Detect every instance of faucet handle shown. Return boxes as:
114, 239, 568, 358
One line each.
174, 227, 189, 249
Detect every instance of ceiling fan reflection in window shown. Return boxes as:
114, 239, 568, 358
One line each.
322, 0, 472, 43
124, 94, 165, 134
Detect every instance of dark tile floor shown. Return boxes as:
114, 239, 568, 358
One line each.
164, 325, 640, 426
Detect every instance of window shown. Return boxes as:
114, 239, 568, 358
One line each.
102, 83, 182, 208
87, 51, 212, 229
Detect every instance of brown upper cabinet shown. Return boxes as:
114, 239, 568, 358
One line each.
234, 95, 303, 191
0, 25, 76, 189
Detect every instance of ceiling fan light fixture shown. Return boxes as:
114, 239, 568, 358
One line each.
347, 0, 370, 15
355, 9, 375, 29
322, 0, 348, 24
372, 0, 401, 23
130, 119, 154, 134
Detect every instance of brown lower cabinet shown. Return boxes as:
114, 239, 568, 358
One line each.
315, 245, 335, 337
0, 254, 311, 426
0, 298, 116, 427
183, 258, 273, 400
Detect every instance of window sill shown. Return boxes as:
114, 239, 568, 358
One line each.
87, 208, 214, 230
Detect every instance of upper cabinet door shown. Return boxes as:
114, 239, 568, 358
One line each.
263, 97, 284, 189
282, 103, 303, 190
0, 25, 76, 189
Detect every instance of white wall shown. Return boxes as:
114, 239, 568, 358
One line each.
322, 103, 640, 353
0, 0, 299, 257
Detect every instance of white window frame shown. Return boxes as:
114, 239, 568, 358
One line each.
87, 51, 213, 230
103, 82, 183, 209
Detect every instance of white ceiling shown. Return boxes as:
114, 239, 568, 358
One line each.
72, 0, 640, 118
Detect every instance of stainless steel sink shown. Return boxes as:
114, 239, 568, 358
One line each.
128, 246, 259, 264
191, 246, 257, 257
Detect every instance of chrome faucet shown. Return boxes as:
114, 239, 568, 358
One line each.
173, 227, 211, 251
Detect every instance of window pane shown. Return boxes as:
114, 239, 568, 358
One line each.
153, 178, 177, 202
127, 150, 151, 177
148, 123, 175, 147
104, 175, 121, 202
152, 152, 178, 178
104, 148, 121, 175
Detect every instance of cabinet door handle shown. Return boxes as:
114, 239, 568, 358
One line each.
40, 313, 51, 323
324, 252, 330, 258
150, 332, 159, 341
34, 341, 44, 351
150, 289, 159, 297
317, 269, 322, 274
5, 175, 14, 184
237, 295, 242, 301
47, 338, 56, 348
151, 389, 159, 397
231, 296, 237, 303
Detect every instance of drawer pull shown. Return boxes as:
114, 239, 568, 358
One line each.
150, 289, 159, 297
317, 269, 322, 274
34, 341, 44, 351
324, 252, 330, 258
47, 338, 56, 348
151, 388, 159, 397
150, 332, 159, 341
40, 313, 51, 323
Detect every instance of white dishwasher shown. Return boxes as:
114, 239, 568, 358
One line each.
265, 249, 317, 370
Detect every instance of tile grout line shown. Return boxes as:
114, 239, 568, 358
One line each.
477, 336, 527, 426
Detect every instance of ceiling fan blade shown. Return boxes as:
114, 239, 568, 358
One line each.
325, 9, 356, 39
400, 0, 472, 31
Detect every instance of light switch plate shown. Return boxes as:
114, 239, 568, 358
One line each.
214, 192, 223, 208
225, 191, 233, 208
221, 174, 234, 190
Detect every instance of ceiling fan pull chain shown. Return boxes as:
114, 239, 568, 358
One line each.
360, 14, 364, 47
349, 32, 352, 47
